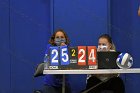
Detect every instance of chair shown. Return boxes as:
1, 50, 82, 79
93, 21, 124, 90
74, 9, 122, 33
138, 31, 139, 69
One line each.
34, 62, 45, 77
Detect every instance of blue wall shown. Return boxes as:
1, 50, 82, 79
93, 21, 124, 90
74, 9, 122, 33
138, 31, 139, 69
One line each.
0, 0, 51, 93
53, 0, 110, 46
0, 0, 10, 92
111, 0, 140, 93
0, 0, 140, 93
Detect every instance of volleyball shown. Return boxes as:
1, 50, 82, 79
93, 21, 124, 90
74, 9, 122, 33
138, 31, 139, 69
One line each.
116, 53, 133, 69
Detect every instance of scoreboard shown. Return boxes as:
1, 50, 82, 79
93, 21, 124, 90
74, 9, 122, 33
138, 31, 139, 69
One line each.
47, 46, 97, 70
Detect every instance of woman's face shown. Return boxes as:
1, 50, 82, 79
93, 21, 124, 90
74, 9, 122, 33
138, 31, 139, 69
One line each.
98, 38, 111, 51
54, 31, 66, 46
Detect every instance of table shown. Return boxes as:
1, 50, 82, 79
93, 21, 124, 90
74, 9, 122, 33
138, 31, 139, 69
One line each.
43, 68, 140, 74
43, 68, 140, 93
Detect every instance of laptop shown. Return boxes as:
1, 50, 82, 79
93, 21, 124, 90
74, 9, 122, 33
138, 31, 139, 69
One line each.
97, 52, 121, 69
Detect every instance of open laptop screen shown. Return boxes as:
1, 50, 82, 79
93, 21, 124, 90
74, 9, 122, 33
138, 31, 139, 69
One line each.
97, 52, 121, 69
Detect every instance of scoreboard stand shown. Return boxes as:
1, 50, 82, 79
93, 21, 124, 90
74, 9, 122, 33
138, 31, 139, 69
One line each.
46, 46, 98, 70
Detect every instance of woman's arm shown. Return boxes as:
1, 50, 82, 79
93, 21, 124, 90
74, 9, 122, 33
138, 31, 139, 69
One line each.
138, 6, 140, 16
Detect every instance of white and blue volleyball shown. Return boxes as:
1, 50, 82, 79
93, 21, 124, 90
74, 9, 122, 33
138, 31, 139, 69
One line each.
116, 53, 133, 69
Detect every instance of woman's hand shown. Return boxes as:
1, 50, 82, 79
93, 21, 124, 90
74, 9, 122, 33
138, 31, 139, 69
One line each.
60, 43, 66, 46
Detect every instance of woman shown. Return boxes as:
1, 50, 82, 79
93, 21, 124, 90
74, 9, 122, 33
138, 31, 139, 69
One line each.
97, 34, 116, 51
43, 29, 71, 93
84, 34, 125, 93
